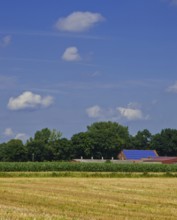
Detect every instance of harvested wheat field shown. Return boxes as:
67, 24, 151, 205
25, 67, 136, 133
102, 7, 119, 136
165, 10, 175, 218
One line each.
0, 177, 177, 220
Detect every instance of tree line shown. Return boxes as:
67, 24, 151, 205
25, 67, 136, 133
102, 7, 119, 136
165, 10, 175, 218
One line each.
1, 121, 177, 162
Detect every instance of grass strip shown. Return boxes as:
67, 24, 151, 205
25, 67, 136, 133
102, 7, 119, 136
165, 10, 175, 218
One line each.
1, 171, 177, 178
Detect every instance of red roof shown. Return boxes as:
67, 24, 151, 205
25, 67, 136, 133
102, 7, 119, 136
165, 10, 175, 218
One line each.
143, 157, 177, 164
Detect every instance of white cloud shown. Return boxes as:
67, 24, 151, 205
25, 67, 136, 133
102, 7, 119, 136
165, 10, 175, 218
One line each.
0, 35, 12, 47
62, 47, 81, 61
117, 107, 144, 121
4, 128, 14, 137
86, 103, 149, 121
86, 105, 102, 118
15, 133, 28, 142
55, 11, 105, 32
7, 91, 54, 110
3, 128, 28, 142
86, 105, 120, 121
167, 82, 177, 93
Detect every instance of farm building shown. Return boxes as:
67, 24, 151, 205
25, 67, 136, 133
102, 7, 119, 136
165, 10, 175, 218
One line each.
118, 149, 158, 160
118, 149, 177, 164
143, 157, 177, 164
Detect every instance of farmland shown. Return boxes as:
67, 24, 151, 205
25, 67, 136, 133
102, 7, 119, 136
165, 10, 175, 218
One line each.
1, 161, 177, 172
1, 177, 177, 220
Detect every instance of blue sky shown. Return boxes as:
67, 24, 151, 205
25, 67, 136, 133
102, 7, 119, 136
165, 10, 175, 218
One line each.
0, 0, 177, 142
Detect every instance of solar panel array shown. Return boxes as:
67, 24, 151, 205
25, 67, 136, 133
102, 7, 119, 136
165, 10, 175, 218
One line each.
123, 150, 157, 160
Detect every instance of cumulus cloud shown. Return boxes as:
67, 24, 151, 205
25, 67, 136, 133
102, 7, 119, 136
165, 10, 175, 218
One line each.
167, 82, 177, 93
86, 105, 119, 121
4, 128, 14, 137
86, 105, 103, 118
62, 47, 81, 61
7, 91, 54, 110
3, 128, 28, 142
116, 102, 149, 121
117, 107, 143, 121
55, 11, 105, 32
15, 133, 29, 142
86, 103, 149, 121
0, 35, 12, 47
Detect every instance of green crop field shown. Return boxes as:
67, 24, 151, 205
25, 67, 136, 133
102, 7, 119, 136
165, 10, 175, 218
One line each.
0, 177, 177, 220
1, 162, 177, 172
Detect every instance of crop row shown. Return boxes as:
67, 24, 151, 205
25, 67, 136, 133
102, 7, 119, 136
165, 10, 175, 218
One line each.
1, 162, 177, 172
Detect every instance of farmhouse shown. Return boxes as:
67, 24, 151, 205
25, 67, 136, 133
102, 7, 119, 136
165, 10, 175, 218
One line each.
118, 149, 177, 164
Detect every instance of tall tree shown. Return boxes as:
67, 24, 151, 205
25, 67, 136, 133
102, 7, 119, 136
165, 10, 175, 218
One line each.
26, 139, 54, 161
0, 143, 7, 161
3, 139, 27, 162
52, 138, 72, 160
86, 121, 130, 159
151, 129, 177, 156
48, 129, 62, 143
130, 129, 152, 149
71, 132, 93, 159
34, 128, 51, 144
27, 128, 62, 161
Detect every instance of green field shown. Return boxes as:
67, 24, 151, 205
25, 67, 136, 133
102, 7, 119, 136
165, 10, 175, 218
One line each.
1, 177, 177, 220
1, 161, 177, 172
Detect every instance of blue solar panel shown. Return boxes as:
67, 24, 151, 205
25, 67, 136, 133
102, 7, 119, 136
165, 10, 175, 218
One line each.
123, 150, 157, 160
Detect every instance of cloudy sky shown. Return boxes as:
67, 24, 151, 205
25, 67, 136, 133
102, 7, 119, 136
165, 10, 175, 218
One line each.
0, 0, 177, 142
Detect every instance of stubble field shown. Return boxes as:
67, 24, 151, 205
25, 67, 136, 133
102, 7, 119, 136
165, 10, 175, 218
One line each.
0, 177, 177, 220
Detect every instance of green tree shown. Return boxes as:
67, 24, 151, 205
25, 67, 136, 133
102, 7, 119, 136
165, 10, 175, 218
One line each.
0, 143, 7, 161
151, 129, 177, 156
48, 129, 62, 143
3, 139, 27, 161
87, 121, 130, 159
26, 139, 54, 161
27, 128, 62, 161
34, 128, 51, 144
130, 129, 152, 149
71, 132, 93, 159
52, 138, 72, 160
